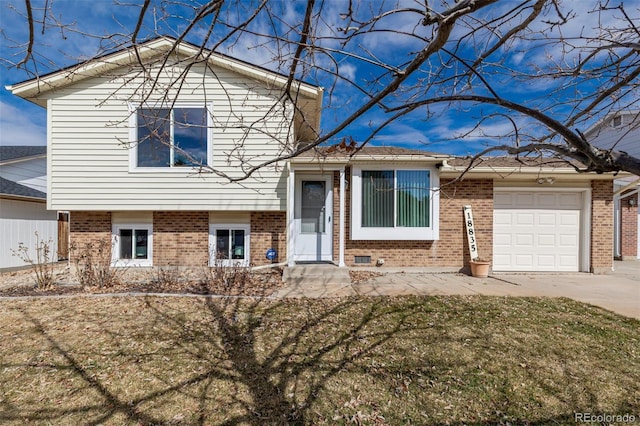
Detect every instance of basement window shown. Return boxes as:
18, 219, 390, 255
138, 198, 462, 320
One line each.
209, 224, 250, 267
112, 224, 153, 267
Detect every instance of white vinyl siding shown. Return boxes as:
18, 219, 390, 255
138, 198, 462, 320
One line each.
586, 114, 640, 158
0, 199, 58, 268
46, 61, 298, 211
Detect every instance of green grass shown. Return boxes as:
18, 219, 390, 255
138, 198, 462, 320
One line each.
0, 295, 638, 425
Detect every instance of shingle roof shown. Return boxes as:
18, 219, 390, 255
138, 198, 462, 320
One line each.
0, 176, 46, 200
0, 145, 46, 163
446, 156, 582, 169
299, 145, 449, 158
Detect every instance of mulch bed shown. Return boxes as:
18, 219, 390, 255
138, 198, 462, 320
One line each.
0, 266, 286, 297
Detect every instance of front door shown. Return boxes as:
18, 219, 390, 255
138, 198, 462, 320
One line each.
294, 175, 333, 261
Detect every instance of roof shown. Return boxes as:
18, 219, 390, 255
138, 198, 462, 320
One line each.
441, 155, 620, 180
0, 145, 46, 163
6, 36, 323, 108
445, 156, 583, 169
0, 176, 46, 200
292, 145, 450, 165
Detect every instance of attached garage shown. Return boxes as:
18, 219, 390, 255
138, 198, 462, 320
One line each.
493, 189, 590, 272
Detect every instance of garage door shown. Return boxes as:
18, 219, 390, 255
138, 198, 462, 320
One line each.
493, 191, 582, 272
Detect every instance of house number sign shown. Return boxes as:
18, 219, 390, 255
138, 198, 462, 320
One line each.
463, 205, 479, 261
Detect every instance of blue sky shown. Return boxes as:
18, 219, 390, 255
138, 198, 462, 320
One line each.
1, 0, 639, 156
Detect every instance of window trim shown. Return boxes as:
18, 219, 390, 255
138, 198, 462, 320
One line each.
209, 223, 251, 267
351, 165, 440, 240
129, 103, 213, 172
111, 223, 153, 267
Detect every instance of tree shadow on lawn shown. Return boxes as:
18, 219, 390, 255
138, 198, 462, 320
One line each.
1, 295, 638, 425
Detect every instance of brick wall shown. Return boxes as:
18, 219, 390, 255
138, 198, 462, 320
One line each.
335, 172, 494, 268
591, 180, 614, 273
153, 211, 209, 267
69, 211, 112, 261
251, 211, 287, 266
620, 191, 638, 259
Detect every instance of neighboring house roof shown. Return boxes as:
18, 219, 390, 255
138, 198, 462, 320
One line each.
0, 145, 47, 164
0, 176, 46, 200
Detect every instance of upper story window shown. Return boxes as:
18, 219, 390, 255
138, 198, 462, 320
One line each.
133, 106, 211, 169
351, 166, 440, 240
612, 115, 622, 128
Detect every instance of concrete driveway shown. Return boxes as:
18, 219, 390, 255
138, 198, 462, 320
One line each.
273, 261, 640, 319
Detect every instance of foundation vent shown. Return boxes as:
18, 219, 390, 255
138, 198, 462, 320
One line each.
354, 256, 371, 264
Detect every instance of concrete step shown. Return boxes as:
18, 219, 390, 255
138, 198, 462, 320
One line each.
283, 264, 351, 286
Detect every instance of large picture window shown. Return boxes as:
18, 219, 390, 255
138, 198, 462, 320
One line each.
134, 106, 210, 168
352, 166, 439, 240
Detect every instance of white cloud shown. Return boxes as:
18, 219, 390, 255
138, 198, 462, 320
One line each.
0, 100, 46, 146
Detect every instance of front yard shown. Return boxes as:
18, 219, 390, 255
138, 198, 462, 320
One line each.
1, 295, 638, 425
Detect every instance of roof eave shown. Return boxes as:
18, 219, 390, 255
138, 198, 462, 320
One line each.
290, 153, 450, 165
0, 193, 47, 202
7, 37, 323, 105
0, 153, 47, 166
440, 166, 622, 180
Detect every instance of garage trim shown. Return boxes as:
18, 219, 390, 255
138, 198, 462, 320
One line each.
493, 186, 591, 272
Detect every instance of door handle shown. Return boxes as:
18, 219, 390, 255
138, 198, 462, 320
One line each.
328, 215, 331, 223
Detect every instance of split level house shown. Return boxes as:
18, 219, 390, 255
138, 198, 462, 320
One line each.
585, 110, 639, 261
7, 36, 618, 274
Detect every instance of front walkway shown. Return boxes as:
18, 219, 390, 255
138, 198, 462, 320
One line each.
272, 261, 640, 319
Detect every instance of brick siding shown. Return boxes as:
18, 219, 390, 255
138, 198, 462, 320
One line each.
335, 170, 494, 268
620, 191, 638, 259
591, 180, 614, 273
250, 211, 287, 266
69, 211, 112, 262
153, 211, 209, 267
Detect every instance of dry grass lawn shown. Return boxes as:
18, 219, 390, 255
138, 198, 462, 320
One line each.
0, 295, 638, 425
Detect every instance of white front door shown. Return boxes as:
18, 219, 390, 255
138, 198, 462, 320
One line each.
294, 175, 333, 261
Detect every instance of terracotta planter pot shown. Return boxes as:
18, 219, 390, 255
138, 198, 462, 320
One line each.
470, 260, 491, 278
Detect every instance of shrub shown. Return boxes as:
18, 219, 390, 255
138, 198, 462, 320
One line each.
71, 238, 126, 288
11, 232, 55, 289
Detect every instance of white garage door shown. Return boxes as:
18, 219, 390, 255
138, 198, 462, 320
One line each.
493, 191, 582, 272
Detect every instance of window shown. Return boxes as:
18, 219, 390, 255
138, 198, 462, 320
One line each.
134, 106, 210, 168
209, 224, 250, 266
612, 115, 622, 127
352, 166, 439, 240
112, 224, 153, 266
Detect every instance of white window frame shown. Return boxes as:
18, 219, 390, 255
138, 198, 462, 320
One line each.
209, 224, 251, 267
351, 165, 440, 240
129, 103, 213, 172
111, 223, 153, 267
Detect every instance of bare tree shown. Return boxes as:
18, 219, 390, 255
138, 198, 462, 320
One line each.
4, 0, 640, 178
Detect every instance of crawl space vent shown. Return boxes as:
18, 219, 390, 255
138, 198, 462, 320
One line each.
354, 256, 371, 264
